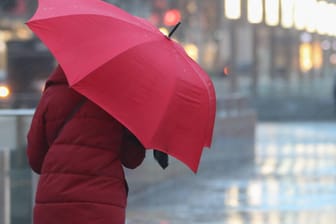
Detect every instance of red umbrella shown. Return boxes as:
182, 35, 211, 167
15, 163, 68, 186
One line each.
26, 0, 216, 173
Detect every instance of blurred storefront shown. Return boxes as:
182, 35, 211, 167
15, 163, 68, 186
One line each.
220, 0, 336, 98
108, 0, 336, 99
145, 0, 336, 98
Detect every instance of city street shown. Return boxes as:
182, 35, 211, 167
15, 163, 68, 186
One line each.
125, 122, 336, 224
3, 1, 336, 224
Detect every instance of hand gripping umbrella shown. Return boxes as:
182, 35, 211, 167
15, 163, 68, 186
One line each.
26, 0, 216, 173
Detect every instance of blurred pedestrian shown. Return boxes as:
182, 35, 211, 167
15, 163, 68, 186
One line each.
26, 65, 146, 224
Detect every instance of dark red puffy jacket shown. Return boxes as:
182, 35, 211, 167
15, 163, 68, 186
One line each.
26, 65, 145, 224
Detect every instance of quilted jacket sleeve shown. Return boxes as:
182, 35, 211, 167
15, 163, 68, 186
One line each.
120, 129, 146, 169
26, 98, 49, 174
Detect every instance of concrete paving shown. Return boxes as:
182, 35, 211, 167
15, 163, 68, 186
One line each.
125, 122, 336, 224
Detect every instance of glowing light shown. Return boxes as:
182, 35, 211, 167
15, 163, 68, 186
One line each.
159, 27, 169, 36
277, 158, 292, 175
247, 181, 263, 206
223, 66, 230, 76
247, 0, 263, 24
260, 158, 277, 175
299, 43, 313, 72
305, 0, 317, 33
281, 0, 294, 28
300, 32, 312, 43
294, 0, 306, 30
243, 0, 336, 36
164, 9, 181, 26
225, 0, 241, 20
0, 85, 10, 98
312, 42, 323, 69
183, 43, 199, 61
0, 31, 13, 42
265, 0, 280, 26
0, 41, 6, 52
331, 5, 336, 36
224, 185, 240, 207
316, 1, 329, 35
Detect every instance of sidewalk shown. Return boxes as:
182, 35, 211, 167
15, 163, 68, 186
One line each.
125, 137, 254, 224
125, 122, 336, 224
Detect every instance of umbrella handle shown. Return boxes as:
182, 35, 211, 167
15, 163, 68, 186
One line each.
168, 22, 181, 38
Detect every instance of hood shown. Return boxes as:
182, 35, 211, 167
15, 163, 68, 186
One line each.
45, 65, 68, 89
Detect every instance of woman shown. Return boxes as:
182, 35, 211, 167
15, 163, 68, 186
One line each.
26, 65, 146, 224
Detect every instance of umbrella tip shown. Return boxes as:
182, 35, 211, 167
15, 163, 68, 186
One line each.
168, 22, 181, 39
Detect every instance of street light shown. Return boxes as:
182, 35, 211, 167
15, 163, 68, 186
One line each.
281, 0, 294, 28
225, 0, 336, 37
316, 1, 328, 35
294, 0, 306, 30
247, 0, 263, 24
0, 85, 10, 99
299, 43, 313, 72
224, 0, 241, 20
265, 0, 280, 26
183, 43, 199, 62
312, 42, 323, 70
163, 9, 181, 26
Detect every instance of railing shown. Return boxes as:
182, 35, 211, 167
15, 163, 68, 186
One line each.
0, 110, 34, 224
0, 103, 257, 224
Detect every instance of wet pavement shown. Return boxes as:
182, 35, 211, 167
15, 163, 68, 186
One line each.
125, 122, 336, 224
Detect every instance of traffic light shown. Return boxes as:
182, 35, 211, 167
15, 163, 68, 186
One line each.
164, 9, 181, 26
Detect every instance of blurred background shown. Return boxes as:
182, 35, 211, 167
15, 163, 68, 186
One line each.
0, 0, 336, 224
1, 0, 336, 118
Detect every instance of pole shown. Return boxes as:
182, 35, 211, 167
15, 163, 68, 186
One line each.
4, 150, 10, 224
229, 20, 238, 93
251, 25, 260, 97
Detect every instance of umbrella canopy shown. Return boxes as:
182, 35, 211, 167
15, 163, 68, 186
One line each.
26, 0, 216, 173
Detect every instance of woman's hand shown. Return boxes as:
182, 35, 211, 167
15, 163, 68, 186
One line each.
120, 130, 146, 169
153, 150, 169, 169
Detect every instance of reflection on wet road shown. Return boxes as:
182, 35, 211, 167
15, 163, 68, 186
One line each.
126, 122, 336, 224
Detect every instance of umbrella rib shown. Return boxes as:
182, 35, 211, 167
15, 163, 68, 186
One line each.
77, 38, 175, 143
27, 14, 159, 34
174, 49, 216, 147
80, 38, 165, 80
